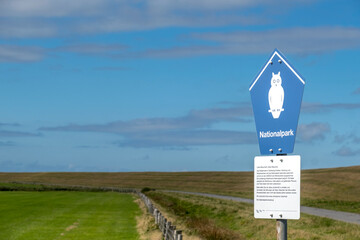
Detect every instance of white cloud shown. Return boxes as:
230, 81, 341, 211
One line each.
0, 0, 107, 17
147, 0, 259, 11
0, 160, 127, 172
3, 1, 358, 60
0, 122, 41, 137
333, 146, 360, 157
297, 122, 330, 142
0, 0, 316, 38
0, 130, 41, 137
0, 45, 45, 62
114, 130, 256, 148
138, 27, 360, 57
57, 44, 128, 57
4, 25, 360, 62
40, 104, 252, 134
0, 0, 302, 18
301, 102, 360, 113
334, 133, 360, 144
40, 104, 255, 148
0, 20, 56, 38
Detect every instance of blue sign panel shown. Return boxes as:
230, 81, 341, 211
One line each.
249, 49, 305, 155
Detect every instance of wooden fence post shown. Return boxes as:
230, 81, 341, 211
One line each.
154, 209, 158, 224
172, 225, 176, 240
176, 230, 183, 240
166, 221, 171, 240
161, 216, 165, 232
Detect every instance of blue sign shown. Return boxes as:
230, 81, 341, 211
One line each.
249, 49, 305, 155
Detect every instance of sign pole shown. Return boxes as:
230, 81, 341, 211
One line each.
250, 49, 305, 239
276, 219, 287, 240
276, 153, 287, 240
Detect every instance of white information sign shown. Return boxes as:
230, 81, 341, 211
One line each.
254, 155, 300, 220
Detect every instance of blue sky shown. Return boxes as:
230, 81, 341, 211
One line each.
0, 0, 360, 172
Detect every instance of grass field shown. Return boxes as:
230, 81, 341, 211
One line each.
1, 165, 359, 213
0, 191, 140, 240
148, 191, 360, 240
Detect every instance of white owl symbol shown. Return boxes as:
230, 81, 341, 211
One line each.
268, 71, 284, 119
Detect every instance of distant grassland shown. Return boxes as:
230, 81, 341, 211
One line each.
0, 191, 140, 240
1, 165, 359, 213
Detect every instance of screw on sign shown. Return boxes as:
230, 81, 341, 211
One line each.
249, 49, 305, 240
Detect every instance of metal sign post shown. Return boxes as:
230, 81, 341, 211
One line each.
249, 49, 305, 240
276, 153, 288, 240
277, 218, 287, 240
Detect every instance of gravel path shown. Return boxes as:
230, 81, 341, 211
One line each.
165, 190, 360, 225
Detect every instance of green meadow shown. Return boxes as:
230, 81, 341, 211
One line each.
0, 191, 140, 240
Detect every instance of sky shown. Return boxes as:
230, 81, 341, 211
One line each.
0, 0, 360, 172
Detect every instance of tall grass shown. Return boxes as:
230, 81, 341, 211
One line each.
147, 191, 360, 240
147, 191, 243, 240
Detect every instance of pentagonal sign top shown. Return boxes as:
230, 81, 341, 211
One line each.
249, 49, 305, 155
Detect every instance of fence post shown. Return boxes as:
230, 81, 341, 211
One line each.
157, 212, 160, 226
166, 221, 171, 240
172, 225, 176, 240
176, 230, 182, 240
163, 218, 167, 236
160, 216, 163, 232
157, 210, 160, 225
153, 208, 157, 224
159, 213, 162, 227
154, 209, 158, 224
161, 216, 165, 232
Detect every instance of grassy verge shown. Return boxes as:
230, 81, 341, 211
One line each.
0, 191, 140, 240
147, 191, 360, 240
302, 198, 360, 214
135, 198, 162, 240
148, 191, 243, 240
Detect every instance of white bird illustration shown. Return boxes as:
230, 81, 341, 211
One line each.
268, 72, 284, 119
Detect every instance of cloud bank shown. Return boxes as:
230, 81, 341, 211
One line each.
0, 0, 310, 38
139, 27, 360, 58
297, 122, 331, 143
333, 146, 360, 157
0, 123, 41, 138
3, 1, 360, 61
0, 45, 45, 62
40, 99, 360, 148
4, 26, 360, 63
40, 104, 256, 148
301, 102, 360, 114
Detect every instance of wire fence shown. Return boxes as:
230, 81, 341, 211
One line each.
138, 192, 183, 240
